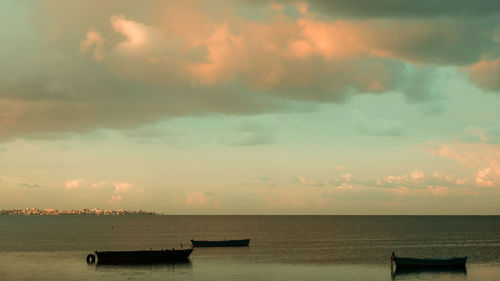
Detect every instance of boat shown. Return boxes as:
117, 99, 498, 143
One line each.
394, 266, 467, 276
86, 248, 193, 264
191, 239, 250, 247
391, 252, 467, 268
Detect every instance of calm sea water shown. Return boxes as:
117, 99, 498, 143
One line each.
0, 216, 499, 281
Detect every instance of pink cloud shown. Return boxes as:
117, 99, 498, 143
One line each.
65, 179, 84, 189
385, 185, 449, 197
476, 168, 494, 187
296, 2, 309, 15
424, 142, 500, 187
296, 176, 325, 187
433, 172, 455, 182
91, 181, 108, 188
385, 174, 410, 184
288, 19, 366, 59
186, 192, 207, 205
410, 169, 425, 181
469, 58, 500, 91
80, 29, 104, 60
97, 9, 447, 91
113, 181, 133, 193
426, 185, 449, 196
108, 194, 123, 204
389, 186, 411, 196
186, 192, 220, 207
111, 15, 150, 51
5, 1, 495, 141
271, 3, 283, 12
188, 23, 247, 85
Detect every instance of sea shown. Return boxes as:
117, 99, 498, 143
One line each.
0, 215, 499, 281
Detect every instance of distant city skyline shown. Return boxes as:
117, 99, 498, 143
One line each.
1, 1, 500, 214
0, 208, 156, 216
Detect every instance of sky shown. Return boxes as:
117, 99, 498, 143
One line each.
1, 0, 500, 214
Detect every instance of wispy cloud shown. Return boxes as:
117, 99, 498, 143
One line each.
352, 110, 403, 136
186, 192, 220, 207
80, 29, 105, 60
423, 141, 500, 187
19, 183, 41, 189
227, 121, 276, 146
294, 176, 325, 187
65, 179, 84, 189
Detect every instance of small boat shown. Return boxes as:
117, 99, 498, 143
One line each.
191, 239, 250, 247
87, 248, 193, 264
391, 252, 467, 268
394, 266, 467, 276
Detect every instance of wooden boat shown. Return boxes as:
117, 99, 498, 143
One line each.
87, 248, 193, 264
191, 239, 250, 247
391, 252, 466, 268
394, 266, 467, 276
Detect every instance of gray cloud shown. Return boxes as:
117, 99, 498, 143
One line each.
19, 183, 41, 189
394, 66, 447, 115
352, 110, 403, 136
307, 0, 500, 19
225, 121, 276, 146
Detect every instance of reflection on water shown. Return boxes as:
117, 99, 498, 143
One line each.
94, 260, 193, 270
392, 266, 468, 281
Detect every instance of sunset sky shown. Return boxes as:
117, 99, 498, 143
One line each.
1, 0, 500, 214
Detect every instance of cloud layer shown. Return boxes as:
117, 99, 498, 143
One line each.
1, 0, 500, 140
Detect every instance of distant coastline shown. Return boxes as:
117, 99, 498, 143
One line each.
0, 208, 157, 216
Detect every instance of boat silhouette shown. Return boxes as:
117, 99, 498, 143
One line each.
191, 239, 250, 247
87, 248, 193, 264
391, 252, 466, 268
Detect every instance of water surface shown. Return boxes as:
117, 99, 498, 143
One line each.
0, 216, 499, 280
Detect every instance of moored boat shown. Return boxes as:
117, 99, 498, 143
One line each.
191, 239, 250, 247
391, 252, 467, 268
87, 248, 193, 264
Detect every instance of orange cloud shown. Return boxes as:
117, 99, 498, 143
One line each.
289, 19, 366, 59
424, 141, 500, 187
476, 168, 494, 187
186, 192, 220, 207
91, 181, 108, 188
187, 23, 247, 85
271, 3, 283, 12
296, 2, 309, 15
113, 181, 133, 193
80, 29, 104, 60
65, 179, 84, 189
2, 1, 495, 141
410, 169, 425, 182
111, 15, 150, 51
426, 185, 448, 196
108, 194, 123, 204
469, 58, 500, 91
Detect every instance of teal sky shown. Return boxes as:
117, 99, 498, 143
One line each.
1, 0, 500, 214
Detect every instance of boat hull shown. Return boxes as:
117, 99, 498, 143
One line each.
191, 239, 250, 247
394, 256, 467, 268
95, 249, 193, 264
